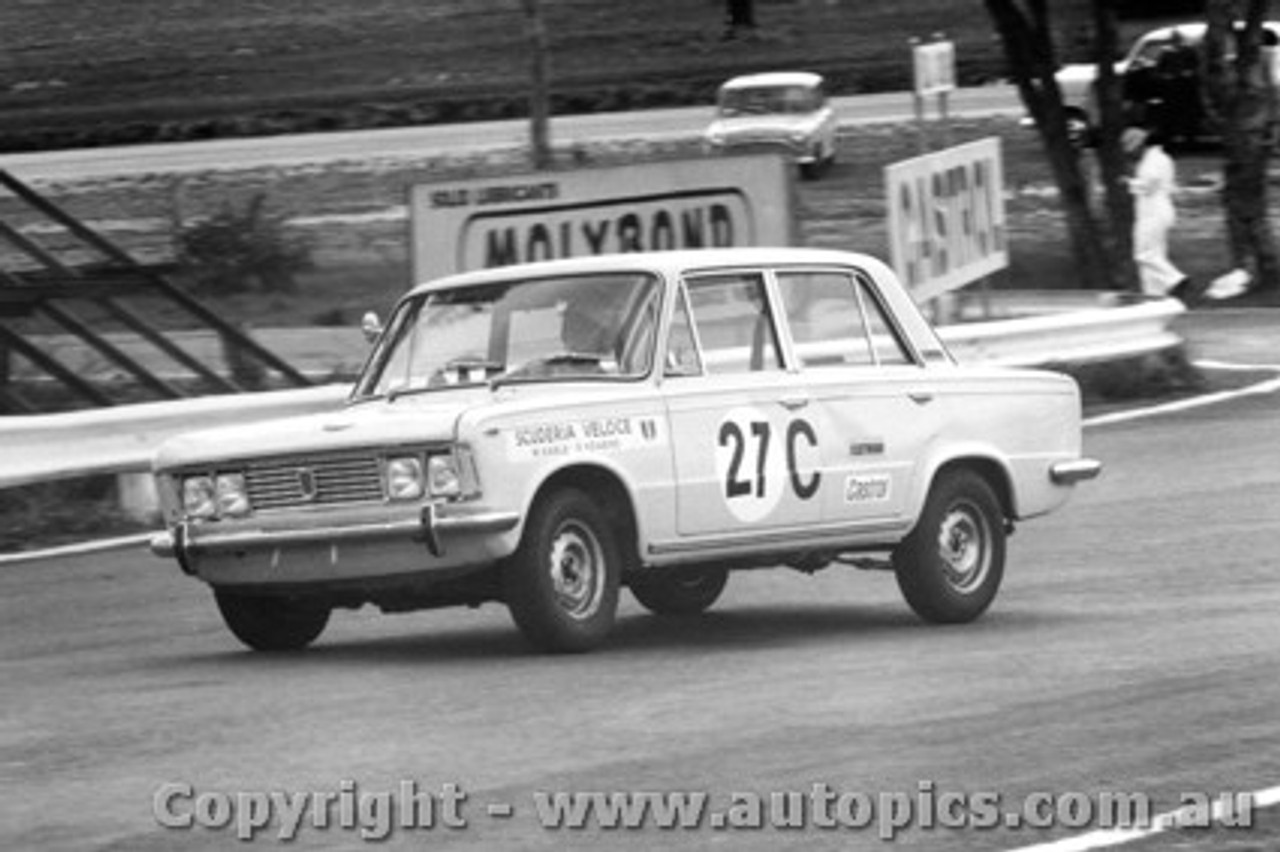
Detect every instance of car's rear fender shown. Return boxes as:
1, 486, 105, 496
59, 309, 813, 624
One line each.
909, 448, 1017, 529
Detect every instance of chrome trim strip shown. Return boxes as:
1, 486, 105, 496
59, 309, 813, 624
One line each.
648, 520, 909, 557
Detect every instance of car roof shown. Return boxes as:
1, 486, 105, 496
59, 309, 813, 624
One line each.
1134, 20, 1280, 45
719, 71, 824, 91
1137, 22, 1207, 42
408, 247, 885, 295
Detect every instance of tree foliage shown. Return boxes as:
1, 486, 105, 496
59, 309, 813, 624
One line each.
983, 0, 1137, 290
175, 194, 312, 295
1202, 0, 1279, 293
522, 0, 552, 169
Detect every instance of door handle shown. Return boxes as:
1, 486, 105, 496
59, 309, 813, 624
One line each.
908, 391, 934, 405
780, 395, 810, 410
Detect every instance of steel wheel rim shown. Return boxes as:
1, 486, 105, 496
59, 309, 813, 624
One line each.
936, 500, 991, 594
548, 520, 605, 620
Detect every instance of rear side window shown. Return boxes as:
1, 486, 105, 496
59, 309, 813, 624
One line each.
776, 270, 913, 367
857, 278, 913, 366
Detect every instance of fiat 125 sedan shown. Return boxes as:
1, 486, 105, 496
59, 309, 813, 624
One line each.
151, 248, 1100, 653
703, 71, 838, 179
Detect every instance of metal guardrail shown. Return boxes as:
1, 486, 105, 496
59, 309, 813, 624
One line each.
938, 293, 1185, 367
0, 294, 1184, 490
0, 384, 350, 489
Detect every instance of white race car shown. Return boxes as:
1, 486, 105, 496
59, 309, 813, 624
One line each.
151, 248, 1099, 653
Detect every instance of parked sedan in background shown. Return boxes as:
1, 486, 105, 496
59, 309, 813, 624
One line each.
1055, 21, 1280, 145
150, 248, 1100, 654
703, 71, 838, 178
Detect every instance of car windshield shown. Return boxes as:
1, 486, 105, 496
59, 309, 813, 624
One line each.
718, 84, 819, 117
354, 272, 662, 399
1128, 33, 1196, 66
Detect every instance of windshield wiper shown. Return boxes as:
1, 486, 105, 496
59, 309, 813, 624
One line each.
491, 352, 607, 389
384, 358, 507, 401
540, 352, 605, 366
386, 385, 438, 403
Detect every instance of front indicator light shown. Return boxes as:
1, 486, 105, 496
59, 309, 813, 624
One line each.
215, 473, 250, 518
182, 476, 216, 519
386, 456, 425, 501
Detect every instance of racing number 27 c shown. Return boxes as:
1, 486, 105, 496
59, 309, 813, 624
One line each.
718, 418, 821, 501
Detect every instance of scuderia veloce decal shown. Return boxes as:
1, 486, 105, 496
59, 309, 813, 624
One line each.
506, 415, 664, 461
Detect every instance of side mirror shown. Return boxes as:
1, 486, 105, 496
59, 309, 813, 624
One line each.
360, 311, 383, 344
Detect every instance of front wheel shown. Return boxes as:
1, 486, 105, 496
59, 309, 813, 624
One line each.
503, 489, 621, 653
214, 590, 330, 651
894, 470, 1005, 624
629, 565, 729, 616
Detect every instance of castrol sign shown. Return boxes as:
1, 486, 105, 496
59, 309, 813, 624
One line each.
410, 155, 794, 280
886, 137, 1008, 300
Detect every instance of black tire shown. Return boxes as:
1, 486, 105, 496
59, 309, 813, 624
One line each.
503, 489, 621, 653
214, 590, 330, 652
894, 470, 1006, 624
629, 565, 729, 616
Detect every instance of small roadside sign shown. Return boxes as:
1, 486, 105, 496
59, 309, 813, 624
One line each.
913, 40, 955, 97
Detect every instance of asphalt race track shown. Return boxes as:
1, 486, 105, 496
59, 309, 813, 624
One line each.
3, 378, 1279, 850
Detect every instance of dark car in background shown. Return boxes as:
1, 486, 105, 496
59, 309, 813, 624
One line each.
1055, 21, 1280, 145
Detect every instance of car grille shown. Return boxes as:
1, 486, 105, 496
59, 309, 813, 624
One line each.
244, 451, 385, 511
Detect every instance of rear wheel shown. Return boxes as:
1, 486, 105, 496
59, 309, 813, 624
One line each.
629, 565, 729, 616
504, 489, 621, 653
214, 590, 330, 651
894, 470, 1005, 624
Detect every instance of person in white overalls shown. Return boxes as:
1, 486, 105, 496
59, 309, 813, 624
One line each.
1123, 126, 1190, 300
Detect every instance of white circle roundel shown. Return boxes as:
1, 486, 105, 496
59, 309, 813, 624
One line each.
713, 406, 787, 523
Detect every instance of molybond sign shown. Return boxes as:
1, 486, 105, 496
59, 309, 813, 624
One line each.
886, 137, 1007, 300
410, 155, 793, 280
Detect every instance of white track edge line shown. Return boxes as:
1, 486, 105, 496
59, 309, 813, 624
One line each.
0, 532, 152, 566
1006, 784, 1280, 852
1085, 374, 1280, 428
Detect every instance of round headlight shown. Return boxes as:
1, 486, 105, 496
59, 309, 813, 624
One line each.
182, 476, 216, 519
215, 473, 250, 518
386, 456, 425, 501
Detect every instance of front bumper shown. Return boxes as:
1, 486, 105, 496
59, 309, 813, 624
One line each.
706, 137, 814, 163
150, 502, 520, 585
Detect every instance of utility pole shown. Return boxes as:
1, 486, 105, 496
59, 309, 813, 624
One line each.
522, 0, 552, 169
